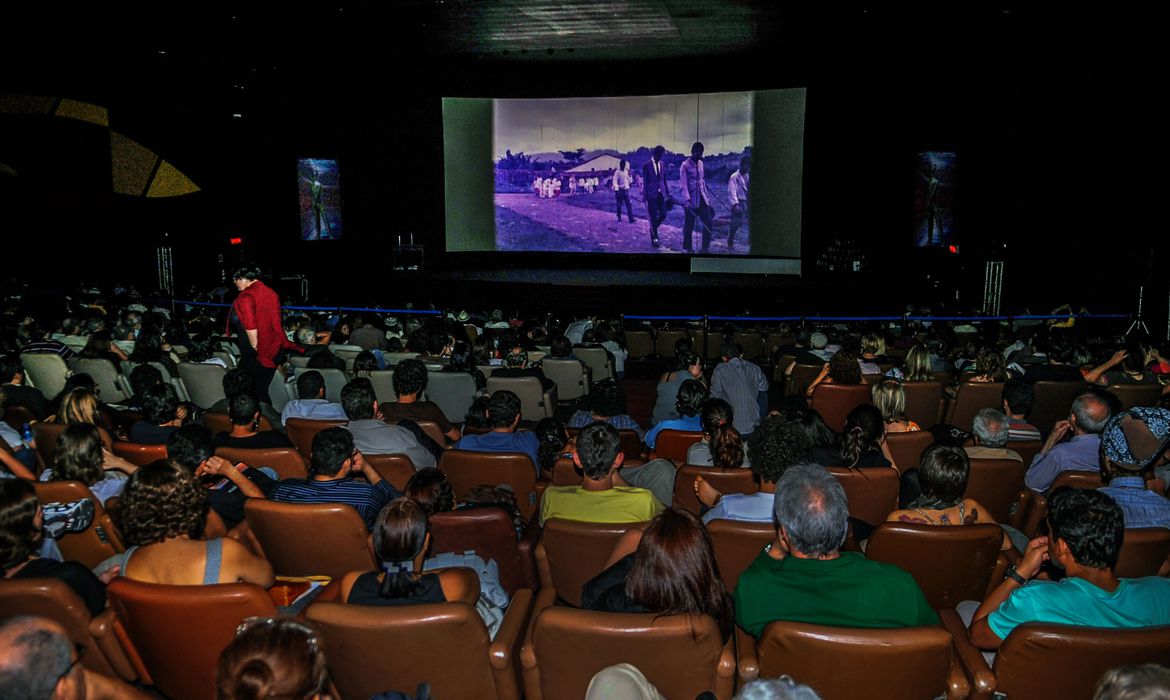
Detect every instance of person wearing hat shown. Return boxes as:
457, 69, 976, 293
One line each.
1098, 407, 1170, 532
1024, 392, 1112, 493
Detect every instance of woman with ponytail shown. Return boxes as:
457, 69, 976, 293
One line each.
809, 404, 896, 470
686, 398, 750, 469
217, 617, 331, 700
339, 498, 475, 606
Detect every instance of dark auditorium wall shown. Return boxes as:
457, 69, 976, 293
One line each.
0, 5, 1164, 319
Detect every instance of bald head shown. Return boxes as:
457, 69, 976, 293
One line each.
0, 617, 81, 700
1071, 393, 1111, 435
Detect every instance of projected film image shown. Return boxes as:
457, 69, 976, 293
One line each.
493, 93, 753, 254
914, 151, 955, 248
298, 158, 342, 241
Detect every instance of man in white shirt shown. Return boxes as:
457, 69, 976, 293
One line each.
281, 370, 348, 425
612, 160, 635, 224
727, 155, 751, 249
340, 378, 437, 470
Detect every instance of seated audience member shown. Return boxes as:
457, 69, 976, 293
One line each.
123, 363, 163, 412
79, 329, 129, 368
1097, 407, 1170, 530
548, 333, 585, 367
213, 393, 294, 450
734, 463, 938, 637
644, 379, 706, 450
110, 460, 273, 586
885, 344, 935, 382
1018, 341, 1086, 382
964, 346, 1010, 384
966, 488, 1170, 651
298, 326, 346, 371
696, 415, 810, 524
280, 370, 348, 425
270, 427, 400, 531
858, 333, 889, 374
350, 350, 379, 380
53, 388, 115, 448
127, 325, 178, 376
1026, 392, 1111, 492
182, 334, 226, 368
535, 417, 570, 476
0, 480, 108, 616
711, 343, 769, 437
1093, 665, 1170, 700
0, 616, 152, 700
217, 617, 332, 700
492, 347, 554, 393
381, 359, 460, 443
340, 379, 436, 470
804, 348, 865, 399
1086, 346, 1162, 386
965, 408, 1023, 462
128, 383, 184, 444
453, 390, 541, 470
808, 404, 895, 470
0, 354, 49, 419
404, 468, 456, 515
1001, 379, 1042, 441
687, 398, 751, 468
888, 444, 1013, 550
442, 340, 487, 391
348, 315, 387, 352
539, 422, 664, 526
871, 379, 921, 433
207, 367, 285, 434
41, 424, 138, 505
166, 424, 274, 530
652, 350, 704, 426
0, 390, 37, 477
462, 395, 492, 433
567, 380, 644, 440
19, 321, 75, 361
581, 508, 734, 641
339, 498, 475, 606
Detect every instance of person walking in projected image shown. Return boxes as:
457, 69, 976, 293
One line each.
679, 141, 716, 254
641, 145, 670, 248
612, 159, 636, 224
727, 155, 751, 250
305, 167, 333, 240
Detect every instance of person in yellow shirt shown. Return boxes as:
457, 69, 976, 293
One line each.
540, 421, 664, 526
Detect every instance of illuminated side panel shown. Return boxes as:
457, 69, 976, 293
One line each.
110, 131, 158, 196
147, 160, 201, 197
54, 99, 109, 127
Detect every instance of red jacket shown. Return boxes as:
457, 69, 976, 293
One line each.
230, 280, 300, 368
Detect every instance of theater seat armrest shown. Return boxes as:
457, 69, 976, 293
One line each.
735, 626, 760, 684
717, 634, 737, 695
939, 608, 996, 699
490, 588, 534, 670
89, 610, 137, 682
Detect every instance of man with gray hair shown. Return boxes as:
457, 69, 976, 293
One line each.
1025, 392, 1112, 493
733, 463, 937, 637
0, 616, 149, 699
965, 408, 1023, 462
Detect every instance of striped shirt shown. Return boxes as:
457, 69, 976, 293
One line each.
711, 358, 769, 436
269, 477, 400, 530
20, 340, 74, 360
1008, 418, 1042, 442
568, 411, 644, 440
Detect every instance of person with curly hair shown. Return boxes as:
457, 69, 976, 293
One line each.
216, 617, 332, 700
403, 468, 455, 515
534, 417, 570, 475
694, 415, 812, 523
40, 424, 138, 504
804, 348, 864, 399
109, 460, 273, 586
381, 359, 460, 443
581, 508, 734, 642
644, 379, 707, 450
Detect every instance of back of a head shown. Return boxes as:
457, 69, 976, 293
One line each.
295, 370, 325, 401
295, 326, 317, 346
129, 363, 164, 397
228, 393, 260, 426
722, 342, 743, 360
217, 618, 328, 700
310, 427, 354, 477
972, 408, 1009, 448
221, 368, 254, 401
0, 480, 39, 573
1047, 487, 1124, 571
1001, 378, 1034, 416
487, 390, 521, 429
393, 359, 427, 398
371, 498, 431, 598
860, 333, 884, 357
504, 348, 528, 369
167, 424, 215, 471
775, 463, 848, 557
1072, 392, 1112, 435
589, 380, 627, 419
828, 349, 862, 384
700, 398, 735, 437
839, 404, 883, 466
577, 421, 621, 480
339, 378, 376, 420
118, 460, 206, 546
52, 423, 104, 485
404, 468, 454, 515
904, 345, 934, 382
974, 347, 1007, 382
675, 347, 697, 371
0, 617, 75, 700
1093, 664, 1170, 700
736, 677, 825, 700
871, 379, 906, 422
748, 416, 810, 484
463, 396, 491, 429
550, 334, 573, 358
351, 351, 378, 377
535, 417, 568, 472
231, 263, 262, 282
917, 443, 970, 504
141, 383, 179, 425
675, 379, 708, 418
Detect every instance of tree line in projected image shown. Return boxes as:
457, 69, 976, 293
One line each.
492, 93, 754, 256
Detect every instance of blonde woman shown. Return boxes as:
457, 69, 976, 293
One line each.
55, 388, 115, 450
871, 379, 920, 433
886, 344, 934, 382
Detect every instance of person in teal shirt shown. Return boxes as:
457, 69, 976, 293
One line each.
968, 487, 1170, 650
733, 463, 937, 637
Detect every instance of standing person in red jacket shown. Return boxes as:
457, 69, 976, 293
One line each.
229, 264, 300, 403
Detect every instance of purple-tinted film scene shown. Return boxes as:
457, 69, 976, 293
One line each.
914, 151, 956, 248
494, 92, 753, 254
298, 158, 342, 241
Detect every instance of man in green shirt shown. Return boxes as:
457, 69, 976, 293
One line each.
734, 463, 938, 637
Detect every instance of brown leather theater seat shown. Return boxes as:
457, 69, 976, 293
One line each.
31, 479, 125, 568
535, 518, 645, 608
946, 382, 1005, 432
865, 522, 1004, 610
441, 449, 547, 521
652, 429, 704, 462
885, 429, 936, 471
430, 507, 537, 594
810, 383, 872, 433
1114, 527, 1170, 578
706, 518, 774, 592
673, 465, 758, 514
825, 466, 900, 526
284, 417, 346, 460
111, 440, 167, 466
363, 452, 417, 491
964, 458, 1027, 525
244, 499, 375, 579
215, 446, 309, 480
